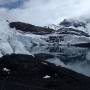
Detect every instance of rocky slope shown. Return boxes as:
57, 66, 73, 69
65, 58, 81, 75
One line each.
0, 54, 90, 90
9, 22, 55, 35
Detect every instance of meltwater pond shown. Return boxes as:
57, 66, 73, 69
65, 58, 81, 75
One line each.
31, 45, 90, 76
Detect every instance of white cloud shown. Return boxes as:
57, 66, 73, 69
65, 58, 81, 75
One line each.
1, 0, 90, 26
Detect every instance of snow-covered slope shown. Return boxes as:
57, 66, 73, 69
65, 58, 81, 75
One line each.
0, 18, 90, 57
46, 19, 90, 45
0, 20, 47, 57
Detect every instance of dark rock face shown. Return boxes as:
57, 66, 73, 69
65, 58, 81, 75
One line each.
57, 27, 90, 37
9, 22, 54, 35
0, 54, 90, 90
72, 43, 90, 47
47, 35, 64, 43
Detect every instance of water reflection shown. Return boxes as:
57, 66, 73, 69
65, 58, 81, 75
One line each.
48, 46, 87, 64
31, 45, 90, 76
48, 46, 90, 76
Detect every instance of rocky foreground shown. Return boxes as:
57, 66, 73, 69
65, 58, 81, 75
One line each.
0, 54, 90, 90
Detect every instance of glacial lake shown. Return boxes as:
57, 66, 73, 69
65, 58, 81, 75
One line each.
30, 45, 90, 76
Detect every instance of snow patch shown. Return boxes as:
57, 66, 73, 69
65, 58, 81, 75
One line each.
43, 75, 51, 79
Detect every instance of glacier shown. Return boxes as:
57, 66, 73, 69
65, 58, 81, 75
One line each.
0, 20, 47, 57
0, 18, 90, 55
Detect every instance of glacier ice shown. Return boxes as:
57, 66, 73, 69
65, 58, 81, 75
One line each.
0, 20, 47, 57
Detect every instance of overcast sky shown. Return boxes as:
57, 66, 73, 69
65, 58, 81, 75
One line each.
0, 0, 90, 26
